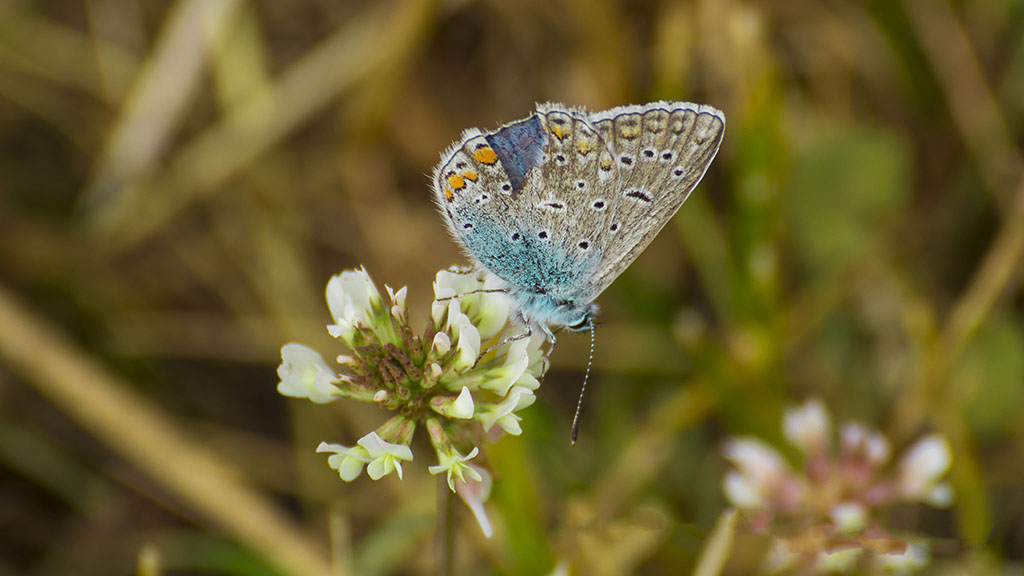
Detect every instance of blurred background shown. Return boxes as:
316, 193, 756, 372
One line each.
1, 0, 1023, 574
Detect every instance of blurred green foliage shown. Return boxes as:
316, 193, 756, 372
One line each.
0, 0, 1022, 575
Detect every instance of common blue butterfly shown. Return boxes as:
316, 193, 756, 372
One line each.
432, 101, 725, 341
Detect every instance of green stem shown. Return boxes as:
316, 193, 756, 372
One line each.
437, 476, 456, 576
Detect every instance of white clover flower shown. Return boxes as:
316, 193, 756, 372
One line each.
476, 386, 536, 435
783, 398, 831, 456
357, 432, 414, 480
842, 422, 891, 467
721, 399, 954, 574
816, 547, 862, 574
448, 301, 482, 371
830, 502, 868, 534
761, 540, 798, 574
431, 386, 475, 419
280, 267, 552, 540
326, 267, 383, 345
897, 435, 952, 503
723, 470, 766, 509
386, 284, 407, 314
720, 436, 790, 491
432, 331, 451, 355
455, 464, 493, 538
317, 441, 372, 481
277, 344, 344, 404
478, 337, 532, 396
876, 542, 930, 575
429, 447, 483, 491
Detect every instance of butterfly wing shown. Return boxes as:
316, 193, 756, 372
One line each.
584, 102, 725, 302
432, 105, 621, 314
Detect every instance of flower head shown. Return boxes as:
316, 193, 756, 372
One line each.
276, 267, 551, 536
721, 398, 953, 574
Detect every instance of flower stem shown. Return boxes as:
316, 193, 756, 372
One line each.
437, 475, 456, 576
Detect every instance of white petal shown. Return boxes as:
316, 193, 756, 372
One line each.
456, 466, 493, 538
432, 332, 452, 355
326, 268, 380, 334
451, 312, 481, 371
316, 441, 341, 453
722, 438, 789, 485
877, 542, 930, 574
449, 387, 476, 419
277, 344, 341, 404
783, 398, 831, 455
338, 457, 366, 481
816, 548, 862, 574
497, 413, 523, 435
923, 482, 954, 508
367, 458, 390, 480
480, 338, 530, 396
723, 471, 764, 509
830, 502, 868, 534
898, 435, 951, 498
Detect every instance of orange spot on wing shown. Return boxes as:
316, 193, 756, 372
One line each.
447, 173, 466, 190
463, 171, 478, 182
444, 187, 454, 199
577, 141, 593, 155
474, 147, 498, 164
551, 126, 566, 140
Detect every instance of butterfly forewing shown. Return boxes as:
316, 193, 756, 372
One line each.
586, 102, 725, 301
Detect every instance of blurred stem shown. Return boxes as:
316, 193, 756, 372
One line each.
904, 0, 1020, 210
437, 477, 455, 576
693, 510, 737, 576
896, 173, 1024, 546
0, 283, 332, 576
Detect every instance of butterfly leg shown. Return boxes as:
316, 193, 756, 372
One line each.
434, 288, 507, 303
444, 265, 477, 275
473, 327, 533, 367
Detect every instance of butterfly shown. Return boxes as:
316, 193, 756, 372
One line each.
431, 101, 725, 341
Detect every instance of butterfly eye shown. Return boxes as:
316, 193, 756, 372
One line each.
568, 314, 590, 331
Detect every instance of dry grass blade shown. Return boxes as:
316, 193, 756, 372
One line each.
0, 284, 333, 576
84, 0, 437, 252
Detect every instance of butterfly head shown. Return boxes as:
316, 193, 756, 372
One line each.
566, 304, 597, 332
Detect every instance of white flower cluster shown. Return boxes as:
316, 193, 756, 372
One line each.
722, 399, 953, 574
276, 267, 550, 537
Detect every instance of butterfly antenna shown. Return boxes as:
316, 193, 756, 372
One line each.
570, 316, 595, 445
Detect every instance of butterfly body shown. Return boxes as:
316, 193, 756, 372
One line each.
432, 101, 725, 336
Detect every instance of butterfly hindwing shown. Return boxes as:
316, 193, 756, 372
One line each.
432, 108, 617, 304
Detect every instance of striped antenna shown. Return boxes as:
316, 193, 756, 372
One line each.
569, 316, 595, 445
